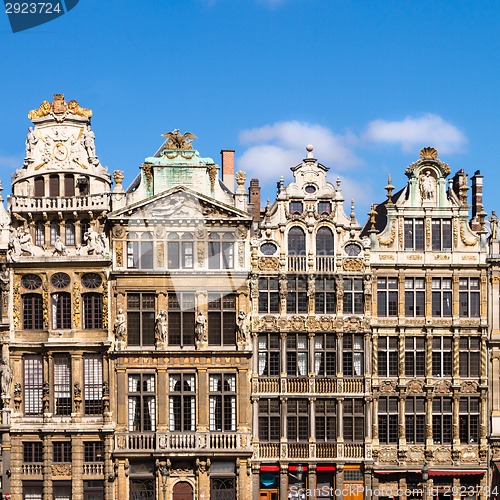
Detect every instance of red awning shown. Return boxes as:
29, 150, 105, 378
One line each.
429, 470, 486, 477
317, 466, 336, 471
260, 465, 279, 472
289, 465, 309, 472
374, 470, 421, 475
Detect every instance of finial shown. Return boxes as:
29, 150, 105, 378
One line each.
306, 144, 314, 159
384, 174, 395, 204
420, 147, 438, 160
336, 177, 341, 190
350, 199, 356, 221
266, 198, 270, 207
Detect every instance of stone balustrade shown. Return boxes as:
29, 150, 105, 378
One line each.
10, 193, 109, 211
255, 442, 367, 460
255, 377, 365, 395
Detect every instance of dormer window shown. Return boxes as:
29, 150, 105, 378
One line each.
318, 201, 331, 214
289, 201, 303, 215
304, 185, 317, 194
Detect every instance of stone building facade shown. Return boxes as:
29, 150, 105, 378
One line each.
0, 96, 499, 500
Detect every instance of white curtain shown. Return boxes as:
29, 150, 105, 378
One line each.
298, 353, 307, 376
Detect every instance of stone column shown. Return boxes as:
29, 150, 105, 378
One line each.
337, 332, 343, 376
309, 333, 315, 376
280, 332, 287, 377
364, 467, 373, 500
335, 464, 344, 500
399, 395, 406, 444
157, 369, 167, 429
71, 353, 82, 421
452, 396, 460, 445
237, 459, 252, 500
425, 331, 433, 378
116, 369, 127, 427
372, 333, 378, 377
280, 465, 288, 500
104, 434, 115, 500
43, 434, 52, 499
426, 395, 433, 445
308, 464, 317, 496
372, 396, 379, 442
251, 464, 260, 500
197, 369, 208, 432
71, 435, 83, 500
452, 333, 460, 379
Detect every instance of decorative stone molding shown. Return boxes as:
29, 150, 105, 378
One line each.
460, 380, 478, 393
258, 257, 279, 271
343, 258, 364, 271
433, 380, 451, 394
407, 380, 424, 393
378, 220, 396, 246
379, 380, 397, 393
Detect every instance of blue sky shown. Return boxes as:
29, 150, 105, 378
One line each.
0, 0, 499, 220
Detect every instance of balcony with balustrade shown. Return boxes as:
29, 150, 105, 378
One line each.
114, 431, 253, 455
254, 442, 367, 461
253, 376, 365, 396
10, 193, 110, 213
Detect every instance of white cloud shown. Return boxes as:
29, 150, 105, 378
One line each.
363, 113, 467, 154
238, 120, 359, 182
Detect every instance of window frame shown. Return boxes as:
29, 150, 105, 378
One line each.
404, 218, 424, 250
343, 278, 364, 315
168, 292, 195, 346
128, 373, 156, 432
377, 277, 398, 317
209, 373, 236, 432
169, 373, 195, 432
378, 336, 398, 377
378, 397, 398, 444
127, 292, 156, 346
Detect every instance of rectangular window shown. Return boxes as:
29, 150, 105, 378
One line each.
432, 337, 452, 377
84, 442, 104, 462
432, 398, 452, 444
314, 333, 336, 376
83, 354, 103, 416
405, 397, 425, 444
432, 278, 452, 317
378, 337, 398, 377
315, 276, 336, 314
167, 233, 194, 270
258, 398, 280, 441
404, 219, 424, 250
377, 277, 398, 316
459, 398, 479, 443
258, 333, 280, 376
208, 233, 234, 269
258, 277, 279, 314
169, 373, 195, 432
208, 293, 236, 346
23, 294, 43, 330
83, 480, 105, 499
405, 337, 425, 377
127, 293, 155, 346
287, 398, 309, 441
343, 278, 364, 314
286, 334, 308, 376
318, 201, 332, 214
128, 374, 156, 432
209, 374, 236, 432
23, 442, 43, 462
53, 442, 72, 463
315, 399, 336, 441
432, 219, 452, 251
287, 276, 308, 314
35, 221, 45, 247
24, 354, 43, 415
343, 399, 364, 442
459, 337, 480, 377
459, 278, 480, 318
168, 293, 195, 346
343, 334, 363, 376
54, 354, 71, 416
405, 278, 425, 316
289, 201, 303, 214
83, 293, 103, 329
52, 292, 71, 329
378, 397, 398, 444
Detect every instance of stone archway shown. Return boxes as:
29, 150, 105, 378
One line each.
172, 481, 194, 500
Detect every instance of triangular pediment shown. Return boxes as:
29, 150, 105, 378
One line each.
108, 186, 252, 223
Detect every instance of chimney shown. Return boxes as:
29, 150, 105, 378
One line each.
221, 150, 235, 192
471, 170, 483, 220
452, 169, 468, 205
249, 178, 261, 223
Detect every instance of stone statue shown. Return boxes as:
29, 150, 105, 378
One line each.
25, 127, 38, 157
162, 129, 197, 150
84, 228, 107, 255
52, 236, 67, 256
155, 310, 168, 345
236, 311, 249, 343
195, 311, 207, 343
0, 264, 9, 291
419, 171, 435, 200
83, 125, 97, 159
10, 227, 44, 257
113, 308, 126, 341
490, 211, 498, 240
1, 359, 12, 396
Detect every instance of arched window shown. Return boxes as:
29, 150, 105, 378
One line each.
65, 220, 75, 246
316, 227, 334, 256
288, 227, 306, 255
83, 293, 103, 329
50, 220, 60, 245
173, 481, 194, 500
64, 174, 75, 197
52, 292, 71, 329
34, 176, 44, 197
35, 220, 45, 246
22, 293, 43, 330
49, 175, 60, 197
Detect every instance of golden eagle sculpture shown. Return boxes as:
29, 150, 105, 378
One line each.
161, 129, 197, 150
